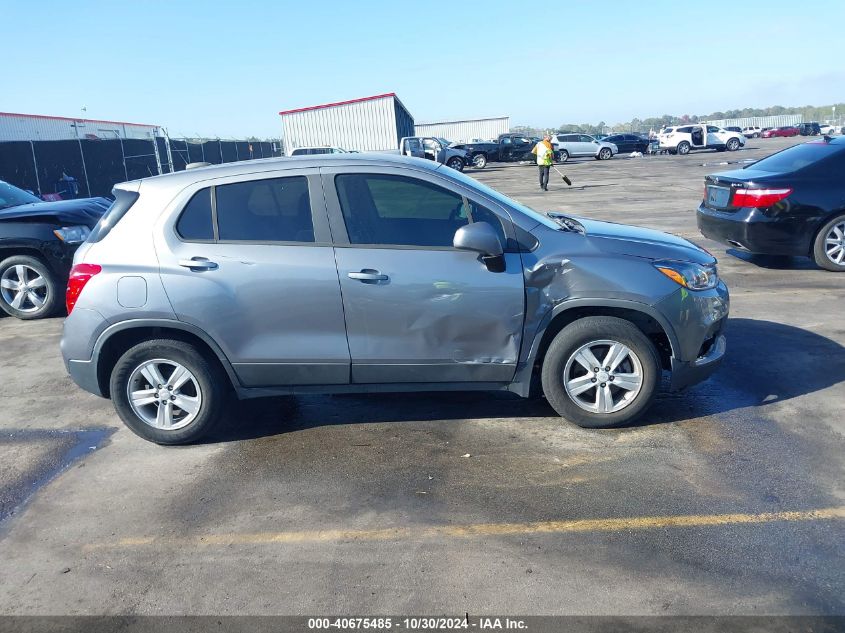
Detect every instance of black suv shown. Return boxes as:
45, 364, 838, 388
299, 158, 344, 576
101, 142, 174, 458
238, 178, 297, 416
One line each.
798, 122, 821, 136
0, 180, 109, 320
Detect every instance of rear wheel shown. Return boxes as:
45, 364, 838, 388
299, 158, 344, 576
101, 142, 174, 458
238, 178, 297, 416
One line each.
447, 156, 465, 171
541, 317, 661, 428
676, 141, 690, 155
726, 138, 740, 151
110, 339, 229, 444
471, 153, 487, 169
0, 255, 60, 320
813, 214, 845, 272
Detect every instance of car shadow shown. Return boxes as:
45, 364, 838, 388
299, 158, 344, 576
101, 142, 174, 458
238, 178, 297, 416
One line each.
725, 248, 819, 270
205, 318, 844, 443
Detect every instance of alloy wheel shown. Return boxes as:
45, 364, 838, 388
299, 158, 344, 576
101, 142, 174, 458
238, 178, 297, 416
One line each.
0, 264, 48, 313
563, 339, 644, 414
127, 359, 203, 430
825, 221, 845, 265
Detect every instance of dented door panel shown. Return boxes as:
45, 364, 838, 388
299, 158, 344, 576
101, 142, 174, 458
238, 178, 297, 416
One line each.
335, 248, 525, 383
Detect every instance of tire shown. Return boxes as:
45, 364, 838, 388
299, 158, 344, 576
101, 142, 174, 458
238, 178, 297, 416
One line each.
471, 153, 487, 169
676, 141, 690, 155
813, 214, 845, 272
0, 255, 60, 320
447, 157, 465, 172
598, 147, 612, 160
110, 339, 229, 445
541, 316, 661, 428
726, 138, 740, 151
558, 149, 569, 163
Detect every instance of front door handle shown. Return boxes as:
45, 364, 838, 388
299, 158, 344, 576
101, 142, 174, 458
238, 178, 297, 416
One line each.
179, 257, 218, 271
348, 269, 388, 282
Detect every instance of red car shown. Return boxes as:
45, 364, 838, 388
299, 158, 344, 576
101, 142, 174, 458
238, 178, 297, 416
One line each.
762, 126, 800, 138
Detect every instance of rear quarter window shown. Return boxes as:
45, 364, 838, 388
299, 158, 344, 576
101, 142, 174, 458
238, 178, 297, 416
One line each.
176, 188, 214, 241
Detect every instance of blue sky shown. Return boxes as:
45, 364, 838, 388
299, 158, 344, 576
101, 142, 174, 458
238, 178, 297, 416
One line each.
3, 0, 843, 138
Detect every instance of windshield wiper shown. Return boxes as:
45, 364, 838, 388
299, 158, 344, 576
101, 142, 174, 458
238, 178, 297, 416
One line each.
547, 212, 586, 234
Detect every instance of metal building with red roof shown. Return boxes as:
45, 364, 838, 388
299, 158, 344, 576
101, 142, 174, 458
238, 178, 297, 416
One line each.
278, 93, 414, 154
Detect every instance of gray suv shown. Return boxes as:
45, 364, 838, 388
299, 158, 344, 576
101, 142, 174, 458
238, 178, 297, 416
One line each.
61, 154, 729, 444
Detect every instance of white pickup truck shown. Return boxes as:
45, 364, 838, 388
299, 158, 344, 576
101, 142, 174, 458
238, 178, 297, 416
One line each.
397, 137, 468, 171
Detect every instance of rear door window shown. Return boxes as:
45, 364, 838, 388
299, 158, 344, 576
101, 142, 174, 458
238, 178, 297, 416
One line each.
215, 176, 314, 242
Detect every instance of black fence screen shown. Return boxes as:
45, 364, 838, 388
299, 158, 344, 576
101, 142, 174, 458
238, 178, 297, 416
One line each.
0, 138, 281, 199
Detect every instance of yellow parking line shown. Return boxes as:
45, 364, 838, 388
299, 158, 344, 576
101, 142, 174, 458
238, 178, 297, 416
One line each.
84, 506, 845, 550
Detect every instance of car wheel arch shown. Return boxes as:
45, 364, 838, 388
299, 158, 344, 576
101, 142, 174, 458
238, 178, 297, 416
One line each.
809, 209, 845, 256
93, 320, 240, 398
525, 301, 678, 387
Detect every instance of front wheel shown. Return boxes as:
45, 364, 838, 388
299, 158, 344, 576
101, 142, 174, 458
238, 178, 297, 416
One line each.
813, 214, 845, 272
447, 157, 465, 172
0, 255, 60, 320
726, 138, 740, 151
598, 147, 612, 160
676, 141, 690, 155
557, 149, 569, 163
471, 153, 487, 169
110, 339, 229, 444
541, 316, 661, 428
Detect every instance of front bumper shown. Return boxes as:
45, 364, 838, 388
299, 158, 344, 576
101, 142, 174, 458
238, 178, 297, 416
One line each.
697, 202, 811, 256
669, 334, 726, 390
654, 282, 730, 391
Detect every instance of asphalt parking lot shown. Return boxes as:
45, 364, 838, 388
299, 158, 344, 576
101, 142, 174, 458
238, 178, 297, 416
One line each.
0, 137, 842, 616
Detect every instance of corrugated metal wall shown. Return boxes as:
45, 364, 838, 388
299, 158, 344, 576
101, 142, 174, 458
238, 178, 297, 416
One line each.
414, 117, 510, 142
280, 95, 414, 154
0, 113, 159, 141
705, 114, 804, 129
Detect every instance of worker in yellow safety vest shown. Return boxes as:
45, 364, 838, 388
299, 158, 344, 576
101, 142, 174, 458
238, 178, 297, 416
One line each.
532, 135, 554, 191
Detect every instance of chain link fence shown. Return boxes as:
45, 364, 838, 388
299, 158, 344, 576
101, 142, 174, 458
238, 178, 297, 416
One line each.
0, 137, 281, 199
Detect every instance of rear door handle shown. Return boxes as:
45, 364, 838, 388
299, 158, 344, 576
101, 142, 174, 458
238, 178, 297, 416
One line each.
348, 269, 388, 282
179, 257, 218, 271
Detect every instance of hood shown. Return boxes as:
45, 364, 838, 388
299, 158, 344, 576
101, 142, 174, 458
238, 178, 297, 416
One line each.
572, 216, 715, 264
0, 197, 110, 228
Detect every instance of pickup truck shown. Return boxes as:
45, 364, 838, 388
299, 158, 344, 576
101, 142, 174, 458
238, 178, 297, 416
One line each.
449, 134, 538, 168
397, 137, 468, 171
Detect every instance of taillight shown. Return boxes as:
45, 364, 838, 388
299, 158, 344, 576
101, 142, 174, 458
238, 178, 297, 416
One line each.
66, 264, 101, 314
732, 188, 793, 208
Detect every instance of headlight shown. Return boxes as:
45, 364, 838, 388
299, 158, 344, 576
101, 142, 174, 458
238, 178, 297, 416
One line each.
654, 260, 719, 290
53, 225, 91, 244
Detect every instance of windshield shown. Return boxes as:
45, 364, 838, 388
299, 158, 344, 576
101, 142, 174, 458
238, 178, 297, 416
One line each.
440, 168, 560, 230
0, 180, 40, 211
747, 141, 843, 173
435, 138, 451, 146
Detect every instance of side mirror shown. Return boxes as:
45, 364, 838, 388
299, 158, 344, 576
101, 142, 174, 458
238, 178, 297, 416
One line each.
453, 222, 505, 272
